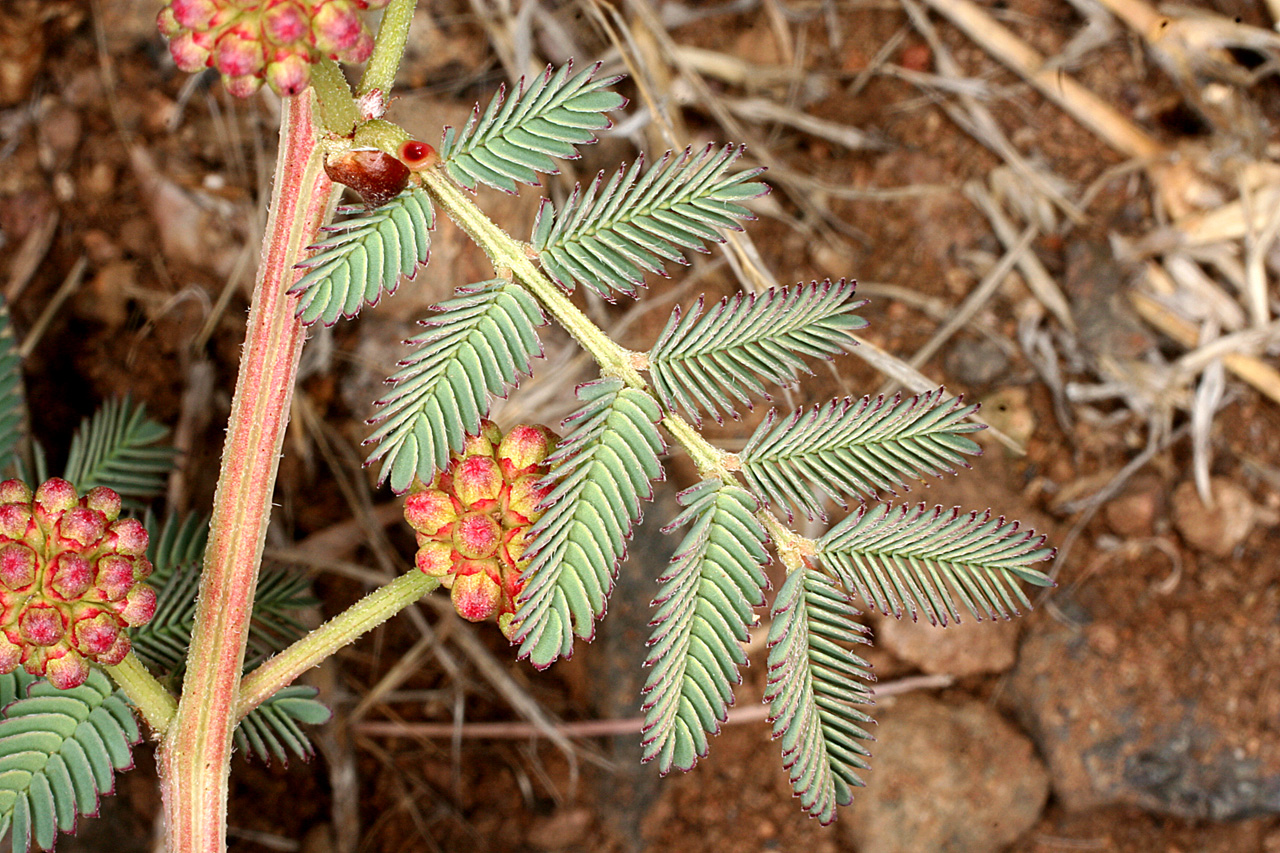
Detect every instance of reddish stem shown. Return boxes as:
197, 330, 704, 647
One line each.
158, 92, 335, 853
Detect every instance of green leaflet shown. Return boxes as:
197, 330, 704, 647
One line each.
365, 280, 546, 494
291, 187, 434, 326
640, 479, 769, 773
0, 669, 139, 853
739, 388, 983, 521
440, 61, 625, 193
531, 145, 767, 299
814, 502, 1055, 625
62, 396, 175, 504
0, 299, 25, 476
648, 279, 866, 425
510, 379, 665, 668
764, 568, 874, 825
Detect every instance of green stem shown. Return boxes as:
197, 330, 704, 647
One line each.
235, 570, 440, 719
360, 0, 417, 98
311, 59, 360, 136
105, 653, 176, 734
419, 168, 643, 386
157, 92, 338, 853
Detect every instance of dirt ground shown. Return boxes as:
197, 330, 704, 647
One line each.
3, 0, 1280, 851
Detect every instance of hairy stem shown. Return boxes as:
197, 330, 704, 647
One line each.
311, 59, 360, 136
235, 570, 440, 719
158, 92, 337, 853
360, 0, 417, 97
106, 653, 176, 734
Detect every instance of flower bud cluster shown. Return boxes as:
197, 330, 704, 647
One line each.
0, 479, 157, 690
157, 0, 392, 98
404, 421, 555, 639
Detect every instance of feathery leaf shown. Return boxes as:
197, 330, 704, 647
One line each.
0, 668, 140, 853
0, 299, 26, 476
63, 397, 174, 504
291, 187, 434, 326
649, 280, 866, 425
641, 479, 769, 773
440, 61, 625, 193
739, 390, 983, 521
765, 567, 874, 825
511, 379, 665, 668
815, 502, 1054, 625
365, 280, 546, 494
531, 145, 767, 298
234, 686, 331, 765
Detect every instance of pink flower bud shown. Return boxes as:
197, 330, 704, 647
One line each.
49, 553, 93, 601
454, 456, 502, 508
222, 73, 264, 98
43, 652, 90, 690
497, 425, 554, 479
59, 507, 107, 548
0, 480, 31, 505
266, 52, 312, 97
450, 565, 501, 622
214, 28, 267, 78
35, 478, 78, 517
170, 0, 219, 30
337, 29, 374, 64
262, 2, 308, 43
310, 0, 363, 54
72, 611, 122, 657
453, 512, 501, 560
0, 504, 31, 540
504, 475, 549, 526
168, 31, 214, 71
20, 604, 66, 647
414, 540, 454, 578
108, 518, 149, 557
0, 544, 36, 592
0, 634, 20, 674
119, 584, 157, 626
404, 489, 457, 537
157, 7, 183, 38
95, 554, 136, 601
84, 487, 122, 522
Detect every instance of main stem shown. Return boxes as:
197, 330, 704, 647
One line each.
158, 92, 336, 853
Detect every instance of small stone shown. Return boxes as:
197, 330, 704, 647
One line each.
525, 807, 591, 850
841, 694, 1049, 853
873, 612, 1019, 677
944, 337, 1010, 388
1171, 477, 1256, 557
1104, 474, 1166, 539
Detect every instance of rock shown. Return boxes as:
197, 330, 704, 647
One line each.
1006, 605, 1280, 819
1171, 477, 1257, 557
944, 337, 1010, 388
1104, 473, 1166, 539
872, 612, 1020, 676
841, 695, 1049, 853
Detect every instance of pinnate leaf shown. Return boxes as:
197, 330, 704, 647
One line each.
365, 280, 546, 494
531, 145, 767, 298
765, 567, 874, 824
649, 279, 866, 425
291, 187, 434, 326
440, 61, 624, 193
511, 379, 665, 668
815, 502, 1054, 625
641, 479, 769, 773
739, 389, 983, 521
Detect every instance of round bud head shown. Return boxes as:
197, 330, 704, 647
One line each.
404, 489, 457, 538
0, 544, 36, 592
414, 540, 453, 578
59, 507, 107, 549
453, 512, 501, 560
324, 148, 410, 208
398, 140, 438, 171
0, 480, 31, 505
84, 487, 122, 522
20, 604, 66, 647
119, 584, 157, 627
35, 478, 78, 517
43, 652, 90, 691
454, 456, 502, 508
497, 425, 554, 479
450, 565, 501, 622
49, 553, 93, 601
